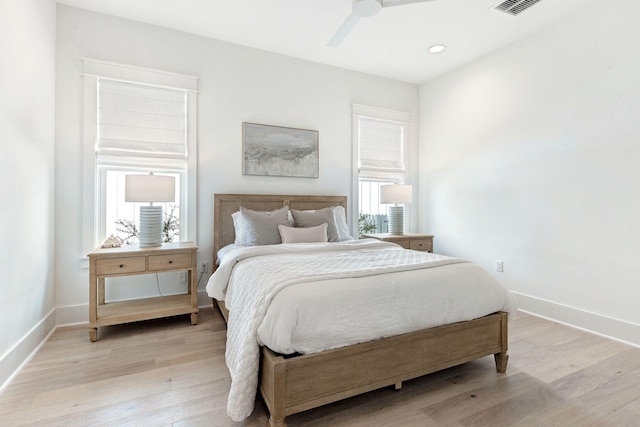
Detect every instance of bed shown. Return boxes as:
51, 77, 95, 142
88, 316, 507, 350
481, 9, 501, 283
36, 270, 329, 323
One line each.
208, 193, 515, 427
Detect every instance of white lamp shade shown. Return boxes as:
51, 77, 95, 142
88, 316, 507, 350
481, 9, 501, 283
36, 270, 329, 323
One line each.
125, 174, 175, 203
380, 184, 413, 205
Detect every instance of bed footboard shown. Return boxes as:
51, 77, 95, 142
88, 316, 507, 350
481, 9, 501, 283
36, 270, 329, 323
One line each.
260, 311, 509, 427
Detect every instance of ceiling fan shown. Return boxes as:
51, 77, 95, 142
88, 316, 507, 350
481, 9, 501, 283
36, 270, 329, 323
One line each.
328, 0, 435, 47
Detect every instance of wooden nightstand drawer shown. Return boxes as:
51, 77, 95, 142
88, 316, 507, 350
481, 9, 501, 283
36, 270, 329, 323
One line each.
362, 233, 434, 253
410, 240, 432, 252
148, 253, 192, 271
96, 256, 146, 275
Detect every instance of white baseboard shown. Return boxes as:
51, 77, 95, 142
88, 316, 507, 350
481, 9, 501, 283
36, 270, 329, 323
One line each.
0, 309, 57, 393
512, 291, 640, 348
197, 290, 213, 308
56, 303, 88, 326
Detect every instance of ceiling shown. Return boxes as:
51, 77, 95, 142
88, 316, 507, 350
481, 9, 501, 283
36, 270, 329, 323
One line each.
56, 0, 589, 84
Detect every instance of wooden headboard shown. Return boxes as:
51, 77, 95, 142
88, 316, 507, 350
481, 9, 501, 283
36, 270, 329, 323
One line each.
213, 194, 348, 264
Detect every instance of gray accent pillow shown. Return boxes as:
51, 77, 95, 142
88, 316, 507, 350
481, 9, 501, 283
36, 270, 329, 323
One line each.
291, 207, 340, 242
240, 206, 291, 246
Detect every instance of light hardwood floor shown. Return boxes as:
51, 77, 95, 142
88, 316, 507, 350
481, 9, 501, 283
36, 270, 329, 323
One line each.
2, 308, 639, 426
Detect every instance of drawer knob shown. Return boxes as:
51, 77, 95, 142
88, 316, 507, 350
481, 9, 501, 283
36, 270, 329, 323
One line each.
169, 260, 173, 264
119, 264, 124, 268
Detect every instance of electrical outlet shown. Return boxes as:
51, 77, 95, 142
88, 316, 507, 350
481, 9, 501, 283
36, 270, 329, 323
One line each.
495, 260, 504, 272
178, 272, 187, 284
200, 261, 209, 274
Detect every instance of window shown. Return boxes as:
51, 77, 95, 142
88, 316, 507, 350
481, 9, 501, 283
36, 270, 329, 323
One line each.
82, 60, 198, 253
102, 169, 181, 245
353, 105, 411, 235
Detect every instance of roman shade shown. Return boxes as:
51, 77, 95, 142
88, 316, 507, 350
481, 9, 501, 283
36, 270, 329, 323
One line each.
357, 117, 405, 173
96, 80, 186, 163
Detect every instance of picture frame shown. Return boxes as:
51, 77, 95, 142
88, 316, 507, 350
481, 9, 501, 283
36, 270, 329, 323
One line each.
242, 122, 319, 178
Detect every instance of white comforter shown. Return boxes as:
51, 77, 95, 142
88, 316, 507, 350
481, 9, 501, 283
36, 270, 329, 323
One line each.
206, 239, 517, 421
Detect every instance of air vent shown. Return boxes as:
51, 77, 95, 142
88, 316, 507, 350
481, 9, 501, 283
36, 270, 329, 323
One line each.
494, 0, 543, 16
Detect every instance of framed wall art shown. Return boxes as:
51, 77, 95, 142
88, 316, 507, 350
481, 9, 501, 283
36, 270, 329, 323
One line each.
242, 122, 319, 178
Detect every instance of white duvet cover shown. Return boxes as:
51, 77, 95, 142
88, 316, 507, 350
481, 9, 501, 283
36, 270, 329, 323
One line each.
206, 239, 517, 421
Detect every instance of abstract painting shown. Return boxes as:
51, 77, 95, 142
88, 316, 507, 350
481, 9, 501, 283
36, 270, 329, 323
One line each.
242, 122, 319, 178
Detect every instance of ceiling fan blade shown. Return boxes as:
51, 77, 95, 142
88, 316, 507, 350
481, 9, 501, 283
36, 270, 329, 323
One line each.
327, 13, 361, 47
381, 0, 435, 7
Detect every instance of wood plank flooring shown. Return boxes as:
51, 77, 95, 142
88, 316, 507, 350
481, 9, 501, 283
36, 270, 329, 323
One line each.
1, 307, 639, 426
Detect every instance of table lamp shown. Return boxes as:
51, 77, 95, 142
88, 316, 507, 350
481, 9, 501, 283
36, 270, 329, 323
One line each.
125, 173, 175, 247
380, 184, 412, 235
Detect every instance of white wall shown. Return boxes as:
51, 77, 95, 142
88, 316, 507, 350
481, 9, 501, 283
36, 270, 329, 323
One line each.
55, 6, 419, 320
0, 0, 57, 388
419, 0, 640, 345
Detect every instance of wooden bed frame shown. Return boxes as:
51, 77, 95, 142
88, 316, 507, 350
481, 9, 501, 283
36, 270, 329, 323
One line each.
212, 193, 509, 427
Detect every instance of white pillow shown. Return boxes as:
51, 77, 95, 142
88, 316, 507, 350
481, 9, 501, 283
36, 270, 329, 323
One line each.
333, 205, 354, 241
240, 206, 291, 246
278, 223, 328, 244
231, 211, 246, 245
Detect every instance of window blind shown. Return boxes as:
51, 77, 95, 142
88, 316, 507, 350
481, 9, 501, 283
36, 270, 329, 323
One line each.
358, 117, 404, 173
96, 79, 186, 163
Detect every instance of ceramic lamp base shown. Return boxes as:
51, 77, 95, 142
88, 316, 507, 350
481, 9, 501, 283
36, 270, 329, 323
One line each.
139, 205, 163, 247
387, 206, 404, 235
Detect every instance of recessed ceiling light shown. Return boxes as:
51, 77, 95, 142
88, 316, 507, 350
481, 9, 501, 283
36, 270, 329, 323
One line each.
428, 44, 447, 54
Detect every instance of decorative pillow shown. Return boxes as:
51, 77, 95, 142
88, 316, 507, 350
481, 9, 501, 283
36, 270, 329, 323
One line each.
291, 208, 340, 242
239, 206, 291, 246
278, 223, 328, 244
333, 205, 354, 241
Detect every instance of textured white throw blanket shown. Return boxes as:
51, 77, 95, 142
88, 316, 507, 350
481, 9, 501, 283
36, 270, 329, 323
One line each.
207, 240, 480, 421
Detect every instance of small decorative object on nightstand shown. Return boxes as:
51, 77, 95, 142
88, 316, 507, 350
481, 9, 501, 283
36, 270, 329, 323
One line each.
87, 241, 198, 342
362, 232, 433, 253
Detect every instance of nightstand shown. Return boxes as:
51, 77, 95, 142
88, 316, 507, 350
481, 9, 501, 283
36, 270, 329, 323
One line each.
87, 241, 198, 342
362, 233, 434, 253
